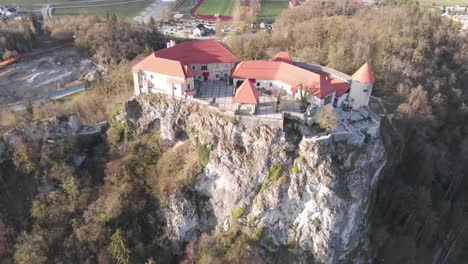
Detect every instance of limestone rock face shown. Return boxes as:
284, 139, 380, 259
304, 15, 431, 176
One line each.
122, 95, 387, 263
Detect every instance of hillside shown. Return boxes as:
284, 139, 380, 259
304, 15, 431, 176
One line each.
0, 0, 467, 263
0, 93, 386, 263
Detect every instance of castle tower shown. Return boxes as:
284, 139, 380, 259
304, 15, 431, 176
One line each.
349, 63, 374, 110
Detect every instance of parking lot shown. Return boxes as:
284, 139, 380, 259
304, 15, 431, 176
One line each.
196, 80, 302, 119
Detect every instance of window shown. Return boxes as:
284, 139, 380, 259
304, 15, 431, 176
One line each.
324, 94, 333, 105
215, 64, 219, 68
201, 65, 208, 70
269, 82, 272, 87
224, 73, 228, 77
363, 89, 368, 93
198, 76, 201, 80
216, 74, 219, 78
257, 82, 260, 86
192, 66, 196, 70
224, 64, 228, 68
150, 75, 154, 79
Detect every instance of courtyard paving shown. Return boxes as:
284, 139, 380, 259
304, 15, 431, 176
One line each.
195, 80, 302, 119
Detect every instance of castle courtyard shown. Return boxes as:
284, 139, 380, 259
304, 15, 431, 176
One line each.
195, 80, 303, 118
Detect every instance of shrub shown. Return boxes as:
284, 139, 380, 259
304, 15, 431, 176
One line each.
31, 201, 48, 224
14, 231, 48, 264
316, 105, 339, 132
231, 206, 246, 219
11, 137, 37, 174
249, 227, 266, 242
292, 165, 300, 174
196, 143, 211, 167
311, 218, 322, 228
222, 229, 240, 253
108, 120, 132, 145
261, 164, 283, 190
62, 176, 80, 199
110, 228, 131, 264
148, 141, 202, 205
295, 156, 305, 164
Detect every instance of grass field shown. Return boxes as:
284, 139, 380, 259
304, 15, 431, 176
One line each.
260, 0, 289, 20
2, 0, 152, 18
53, 1, 152, 18
196, 0, 236, 16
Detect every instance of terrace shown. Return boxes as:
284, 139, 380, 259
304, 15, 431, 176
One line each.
194, 80, 303, 119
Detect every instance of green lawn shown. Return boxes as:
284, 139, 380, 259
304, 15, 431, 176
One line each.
52, 1, 152, 18
196, 0, 236, 16
3, 0, 152, 18
260, 0, 289, 20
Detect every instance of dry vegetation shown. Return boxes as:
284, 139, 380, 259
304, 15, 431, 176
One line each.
43, 15, 165, 64
1, 15, 166, 129
0, 13, 41, 60
226, 0, 468, 262
0, 0, 467, 263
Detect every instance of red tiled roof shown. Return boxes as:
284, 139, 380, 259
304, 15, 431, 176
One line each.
154, 39, 237, 65
273, 51, 292, 64
235, 80, 259, 105
132, 55, 194, 79
232, 61, 350, 99
352, 63, 374, 84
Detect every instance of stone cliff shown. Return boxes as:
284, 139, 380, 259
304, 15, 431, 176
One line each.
121, 94, 387, 264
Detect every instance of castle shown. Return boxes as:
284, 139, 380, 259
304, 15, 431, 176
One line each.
132, 39, 374, 115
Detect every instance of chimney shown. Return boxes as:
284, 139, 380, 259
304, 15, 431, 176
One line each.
166, 42, 170, 48
170, 39, 176, 47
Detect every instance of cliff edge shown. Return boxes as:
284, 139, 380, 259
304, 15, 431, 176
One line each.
120, 94, 387, 263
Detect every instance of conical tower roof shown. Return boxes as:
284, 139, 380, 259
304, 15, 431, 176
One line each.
235, 80, 259, 105
352, 63, 374, 84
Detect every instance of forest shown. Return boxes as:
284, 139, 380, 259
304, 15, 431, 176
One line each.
0, 0, 467, 263
228, 0, 467, 262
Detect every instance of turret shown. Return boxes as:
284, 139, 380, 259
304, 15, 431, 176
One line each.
349, 63, 374, 110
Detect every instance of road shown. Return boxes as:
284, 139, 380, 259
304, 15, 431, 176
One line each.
134, 0, 175, 23
7, 83, 85, 112
18, 0, 179, 22
14, 0, 148, 13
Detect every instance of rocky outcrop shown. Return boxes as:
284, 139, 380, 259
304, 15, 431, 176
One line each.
121, 94, 387, 263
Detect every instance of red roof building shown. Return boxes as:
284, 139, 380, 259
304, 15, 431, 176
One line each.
154, 39, 237, 65
232, 60, 350, 99
132, 56, 195, 78
352, 63, 374, 84
132, 40, 237, 96
235, 80, 260, 105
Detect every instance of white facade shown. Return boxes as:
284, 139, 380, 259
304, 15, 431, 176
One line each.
191, 62, 235, 81
335, 93, 349, 108
192, 28, 203, 37
233, 77, 335, 107
349, 80, 372, 110
233, 78, 292, 92
134, 70, 195, 97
